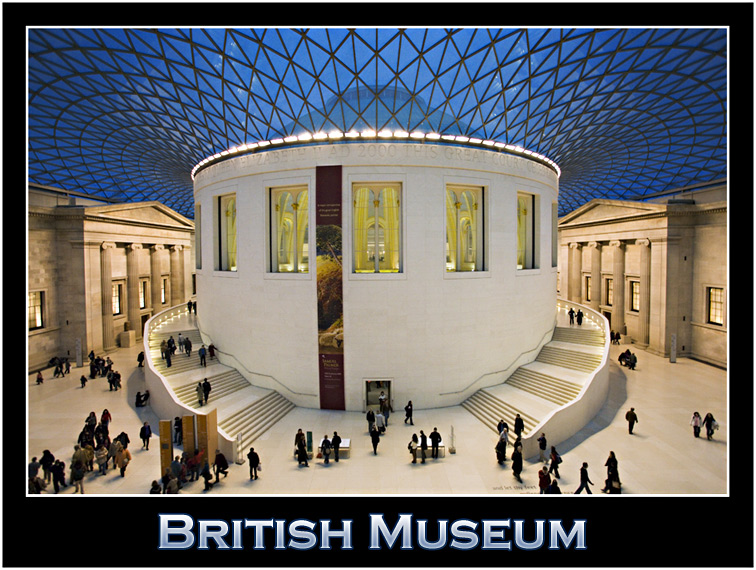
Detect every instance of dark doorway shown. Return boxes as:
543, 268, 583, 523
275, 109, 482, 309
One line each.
365, 379, 391, 412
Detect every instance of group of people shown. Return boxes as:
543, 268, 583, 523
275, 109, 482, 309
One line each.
690, 411, 719, 440
159, 333, 214, 369
610, 330, 622, 344
407, 428, 442, 464
618, 349, 637, 369
567, 307, 584, 326
49, 356, 71, 378
150, 447, 231, 494
196, 378, 212, 406
318, 432, 343, 464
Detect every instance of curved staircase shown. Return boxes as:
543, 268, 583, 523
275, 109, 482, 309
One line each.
462, 325, 606, 436
147, 312, 295, 447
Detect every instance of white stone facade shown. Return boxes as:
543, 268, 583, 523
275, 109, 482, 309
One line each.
558, 184, 727, 368
28, 186, 195, 371
193, 142, 559, 411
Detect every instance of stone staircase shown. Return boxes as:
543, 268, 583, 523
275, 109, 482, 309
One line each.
218, 391, 296, 453
173, 370, 252, 409
147, 316, 295, 447
462, 325, 605, 435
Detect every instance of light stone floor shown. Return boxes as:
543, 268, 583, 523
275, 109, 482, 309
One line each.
27, 310, 728, 496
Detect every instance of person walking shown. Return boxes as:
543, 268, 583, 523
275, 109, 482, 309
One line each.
199, 345, 207, 367
115, 443, 132, 477
538, 466, 551, 494
202, 378, 212, 405
137, 351, 145, 368
702, 413, 718, 440
247, 447, 261, 479
574, 462, 594, 494
36, 371, 44, 385
375, 411, 386, 434
139, 422, 152, 451
39, 450, 55, 484
690, 411, 702, 438
511, 444, 523, 483
601, 451, 621, 493
213, 449, 229, 482
568, 307, 575, 325
160, 339, 167, 360
404, 401, 414, 425
174, 417, 183, 445
366, 409, 375, 433
296, 437, 309, 467
332, 432, 342, 462
625, 407, 639, 434
576, 309, 584, 326
184, 337, 192, 357
95, 444, 108, 475
409, 434, 419, 463
537, 433, 548, 462
196, 382, 204, 407
178, 333, 185, 353
546, 479, 562, 494
429, 427, 442, 459
51, 460, 67, 493
370, 425, 381, 455
548, 446, 562, 479
419, 430, 428, 463
495, 438, 507, 464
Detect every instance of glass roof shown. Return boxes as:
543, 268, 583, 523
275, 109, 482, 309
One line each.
28, 27, 727, 218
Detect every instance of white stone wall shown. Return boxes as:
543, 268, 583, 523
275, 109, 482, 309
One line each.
194, 142, 559, 410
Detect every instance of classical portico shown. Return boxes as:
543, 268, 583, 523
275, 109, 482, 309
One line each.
558, 185, 727, 368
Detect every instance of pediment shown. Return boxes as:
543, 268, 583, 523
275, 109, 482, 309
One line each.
86, 201, 194, 229
559, 199, 665, 227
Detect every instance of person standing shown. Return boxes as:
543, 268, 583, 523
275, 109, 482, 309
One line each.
690, 411, 702, 438
95, 445, 108, 475
514, 414, 524, 437
546, 479, 562, 494
601, 451, 620, 493
404, 401, 414, 425
429, 427, 442, 459
495, 438, 507, 464
321, 435, 332, 464
184, 337, 193, 357
296, 437, 309, 467
574, 462, 594, 494
332, 432, 342, 462
160, 339, 168, 360
137, 351, 145, 367
247, 447, 261, 479
199, 345, 207, 367
625, 407, 639, 434
39, 450, 55, 484
418, 430, 428, 463
568, 307, 575, 325
71, 461, 86, 494
366, 409, 375, 433
702, 413, 718, 440
116, 443, 132, 477
165, 350, 172, 368
174, 417, 183, 445
537, 433, 548, 462
370, 425, 380, 455
576, 309, 584, 326
538, 466, 551, 494
178, 333, 185, 353
51, 460, 66, 493
36, 371, 44, 384
139, 422, 152, 450
375, 411, 386, 434
196, 382, 204, 407
409, 434, 419, 463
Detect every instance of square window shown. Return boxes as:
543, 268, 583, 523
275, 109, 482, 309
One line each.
28, 291, 45, 330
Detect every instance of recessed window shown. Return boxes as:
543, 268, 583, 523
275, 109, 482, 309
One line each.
112, 283, 123, 315
161, 278, 168, 304
630, 280, 640, 312
218, 193, 237, 271
353, 183, 401, 273
517, 192, 537, 269
195, 204, 202, 270
270, 186, 309, 273
551, 202, 559, 268
28, 291, 45, 330
606, 278, 613, 306
585, 276, 591, 302
707, 287, 724, 325
446, 185, 485, 272
139, 280, 148, 309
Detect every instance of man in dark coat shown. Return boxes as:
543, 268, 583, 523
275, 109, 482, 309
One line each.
247, 447, 261, 479
429, 428, 442, 459
213, 449, 229, 482
331, 432, 342, 462
419, 430, 428, 463
202, 378, 212, 405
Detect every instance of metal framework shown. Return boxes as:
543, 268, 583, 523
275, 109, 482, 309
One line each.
28, 28, 727, 218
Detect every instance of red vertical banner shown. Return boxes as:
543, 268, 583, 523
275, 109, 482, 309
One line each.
316, 165, 345, 410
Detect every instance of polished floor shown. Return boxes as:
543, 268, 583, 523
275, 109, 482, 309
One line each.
27, 312, 728, 496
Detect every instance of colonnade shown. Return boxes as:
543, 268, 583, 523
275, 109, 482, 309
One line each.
565, 238, 652, 348
99, 241, 187, 350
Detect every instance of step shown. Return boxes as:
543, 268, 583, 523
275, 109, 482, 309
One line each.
505, 367, 582, 406
536, 346, 603, 373
462, 390, 537, 436
552, 327, 606, 346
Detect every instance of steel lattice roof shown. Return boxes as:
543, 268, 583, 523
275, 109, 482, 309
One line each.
28, 27, 728, 218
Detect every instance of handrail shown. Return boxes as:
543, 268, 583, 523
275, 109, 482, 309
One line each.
438, 318, 557, 396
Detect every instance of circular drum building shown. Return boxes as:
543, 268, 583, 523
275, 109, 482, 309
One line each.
192, 133, 559, 412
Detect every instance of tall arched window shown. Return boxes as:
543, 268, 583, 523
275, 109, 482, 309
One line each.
353, 183, 401, 273
270, 186, 309, 273
446, 185, 484, 271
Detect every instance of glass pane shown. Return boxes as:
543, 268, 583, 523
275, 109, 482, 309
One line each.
445, 189, 457, 271
378, 187, 400, 272
353, 187, 374, 272
296, 190, 309, 272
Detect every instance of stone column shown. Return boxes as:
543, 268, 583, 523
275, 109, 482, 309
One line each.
610, 240, 625, 335
588, 241, 602, 311
568, 242, 582, 302
150, 245, 164, 311
126, 243, 143, 339
637, 238, 652, 347
170, 245, 185, 306
100, 242, 117, 350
